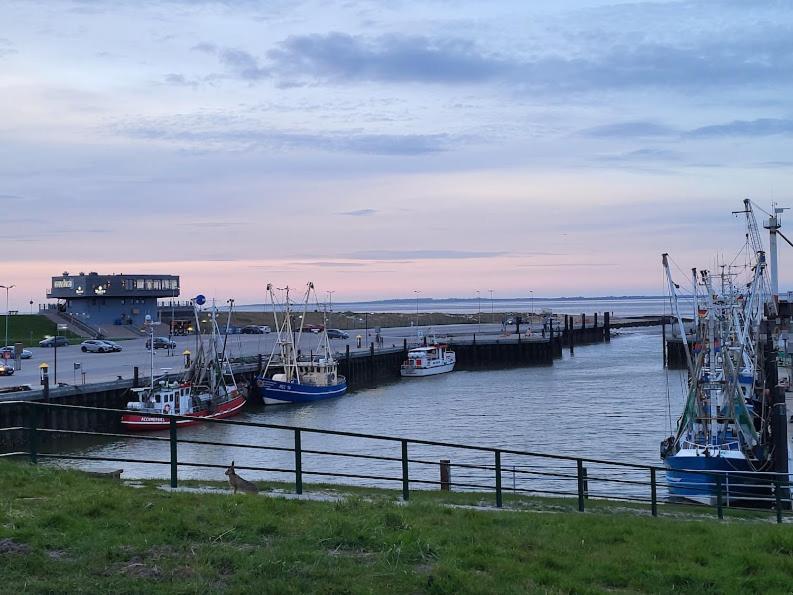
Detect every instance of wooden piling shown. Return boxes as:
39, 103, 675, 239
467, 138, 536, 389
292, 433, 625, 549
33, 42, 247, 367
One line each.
440, 459, 451, 491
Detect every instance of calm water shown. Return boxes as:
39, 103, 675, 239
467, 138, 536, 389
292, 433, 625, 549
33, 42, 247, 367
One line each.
54, 327, 690, 499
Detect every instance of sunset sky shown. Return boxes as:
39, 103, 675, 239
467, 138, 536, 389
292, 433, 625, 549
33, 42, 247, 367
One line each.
2, 0, 792, 308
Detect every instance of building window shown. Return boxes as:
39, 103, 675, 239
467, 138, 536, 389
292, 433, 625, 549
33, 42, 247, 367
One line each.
153, 280, 161, 290
136, 279, 145, 290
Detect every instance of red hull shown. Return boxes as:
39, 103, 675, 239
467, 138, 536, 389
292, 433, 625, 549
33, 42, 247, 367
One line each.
121, 394, 246, 431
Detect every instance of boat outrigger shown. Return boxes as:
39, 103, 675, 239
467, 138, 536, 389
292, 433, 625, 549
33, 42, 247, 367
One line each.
121, 299, 246, 431
256, 282, 347, 405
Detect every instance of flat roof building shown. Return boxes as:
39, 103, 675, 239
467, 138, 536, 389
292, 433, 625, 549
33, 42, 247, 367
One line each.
47, 272, 179, 330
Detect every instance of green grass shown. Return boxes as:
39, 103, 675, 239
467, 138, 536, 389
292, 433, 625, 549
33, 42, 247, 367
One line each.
2, 460, 793, 594
1, 315, 81, 347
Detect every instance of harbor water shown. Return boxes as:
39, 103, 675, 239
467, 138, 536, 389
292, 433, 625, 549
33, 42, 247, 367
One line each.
53, 326, 691, 500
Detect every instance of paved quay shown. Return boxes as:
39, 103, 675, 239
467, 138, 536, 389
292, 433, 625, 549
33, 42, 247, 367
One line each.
0, 322, 532, 389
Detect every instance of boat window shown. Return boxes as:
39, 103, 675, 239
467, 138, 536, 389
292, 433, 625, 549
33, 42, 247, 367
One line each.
155, 394, 161, 403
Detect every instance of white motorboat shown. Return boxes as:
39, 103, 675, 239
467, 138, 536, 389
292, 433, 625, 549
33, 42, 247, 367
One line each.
400, 344, 456, 377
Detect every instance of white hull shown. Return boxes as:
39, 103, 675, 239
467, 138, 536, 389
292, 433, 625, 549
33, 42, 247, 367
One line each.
401, 361, 455, 377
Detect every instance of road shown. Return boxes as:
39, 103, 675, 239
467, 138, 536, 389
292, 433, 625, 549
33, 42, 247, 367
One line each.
0, 322, 541, 389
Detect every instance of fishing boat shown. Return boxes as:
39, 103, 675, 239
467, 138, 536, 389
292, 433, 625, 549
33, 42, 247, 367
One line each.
400, 344, 456, 377
659, 201, 777, 504
121, 299, 246, 431
256, 282, 347, 405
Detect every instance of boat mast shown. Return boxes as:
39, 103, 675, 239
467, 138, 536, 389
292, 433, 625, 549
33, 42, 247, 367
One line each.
662, 253, 694, 375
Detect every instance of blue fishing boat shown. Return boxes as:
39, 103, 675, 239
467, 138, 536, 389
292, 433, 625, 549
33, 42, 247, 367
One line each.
256, 282, 347, 405
659, 201, 778, 505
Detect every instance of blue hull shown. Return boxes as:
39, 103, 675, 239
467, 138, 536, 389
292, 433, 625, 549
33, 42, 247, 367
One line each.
665, 454, 768, 503
257, 376, 347, 404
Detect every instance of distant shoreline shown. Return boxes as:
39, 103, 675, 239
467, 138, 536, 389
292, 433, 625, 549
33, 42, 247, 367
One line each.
237, 294, 692, 310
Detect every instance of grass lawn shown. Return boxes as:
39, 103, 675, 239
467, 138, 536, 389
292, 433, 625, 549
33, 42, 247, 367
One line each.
2, 460, 793, 593
1, 315, 81, 347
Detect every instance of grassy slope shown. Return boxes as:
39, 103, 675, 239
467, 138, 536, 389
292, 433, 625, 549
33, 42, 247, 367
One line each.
1, 461, 793, 594
1, 315, 81, 346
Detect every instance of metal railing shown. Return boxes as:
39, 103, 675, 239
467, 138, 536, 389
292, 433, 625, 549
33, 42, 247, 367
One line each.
0, 400, 791, 523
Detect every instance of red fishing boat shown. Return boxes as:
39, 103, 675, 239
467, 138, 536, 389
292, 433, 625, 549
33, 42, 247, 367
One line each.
121, 298, 246, 431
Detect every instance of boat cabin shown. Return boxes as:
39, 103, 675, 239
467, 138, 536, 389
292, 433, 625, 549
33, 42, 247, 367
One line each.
125, 381, 193, 415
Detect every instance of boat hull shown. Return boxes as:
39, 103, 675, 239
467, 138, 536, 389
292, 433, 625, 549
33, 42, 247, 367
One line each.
257, 376, 347, 405
400, 362, 455, 377
120, 394, 246, 431
664, 451, 768, 504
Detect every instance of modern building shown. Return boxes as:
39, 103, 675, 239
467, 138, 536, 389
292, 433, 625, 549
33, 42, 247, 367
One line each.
46, 272, 179, 329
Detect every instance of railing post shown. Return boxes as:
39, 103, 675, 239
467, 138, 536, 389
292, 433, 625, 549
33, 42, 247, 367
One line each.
294, 429, 303, 495
495, 450, 502, 508
775, 476, 783, 524
401, 440, 409, 501
169, 416, 178, 488
650, 468, 658, 517
715, 474, 723, 520
576, 459, 585, 512
582, 466, 589, 499
27, 403, 38, 464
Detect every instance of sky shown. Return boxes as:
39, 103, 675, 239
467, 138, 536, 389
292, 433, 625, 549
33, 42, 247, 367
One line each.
2, 0, 793, 308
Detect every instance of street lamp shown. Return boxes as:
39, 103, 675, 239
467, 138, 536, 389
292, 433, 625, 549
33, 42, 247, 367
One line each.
327, 290, 335, 327
0, 284, 15, 348
530, 290, 534, 318
476, 290, 481, 332
414, 290, 420, 328
489, 289, 494, 324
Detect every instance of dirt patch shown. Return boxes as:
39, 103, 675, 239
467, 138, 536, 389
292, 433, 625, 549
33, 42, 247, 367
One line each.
117, 557, 163, 579
0, 538, 30, 555
327, 547, 375, 561
46, 549, 70, 561
105, 544, 196, 580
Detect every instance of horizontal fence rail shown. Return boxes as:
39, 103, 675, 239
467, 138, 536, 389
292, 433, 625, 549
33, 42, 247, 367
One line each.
1, 400, 791, 524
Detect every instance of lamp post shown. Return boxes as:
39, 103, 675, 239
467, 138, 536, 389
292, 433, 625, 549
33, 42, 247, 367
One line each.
327, 290, 335, 327
0, 284, 15, 348
530, 290, 534, 321
489, 289, 494, 324
54, 323, 67, 385
414, 290, 420, 329
476, 290, 481, 332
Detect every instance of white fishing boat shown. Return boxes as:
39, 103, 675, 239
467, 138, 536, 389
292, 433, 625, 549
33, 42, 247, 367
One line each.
400, 344, 456, 377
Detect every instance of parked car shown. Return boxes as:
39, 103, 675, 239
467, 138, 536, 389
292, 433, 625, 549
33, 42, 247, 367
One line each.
81, 339, 117, 353
302, 324, 324, 334
0, 361, 14, 376
39, 336, 69, 348
326, 329, 349, 339
241, 325, 265, 334
100, 340, 123, 352
146, 336, 176, 349
1, 346, 32, 359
